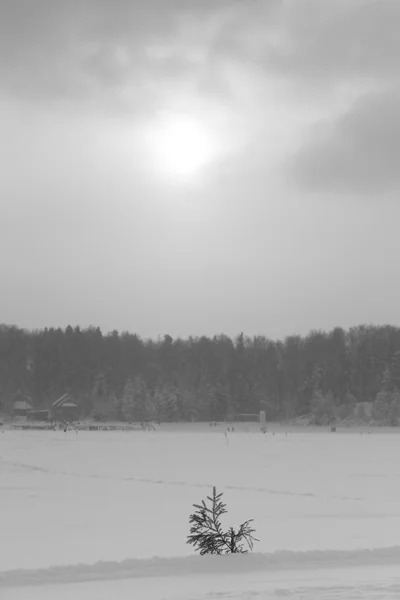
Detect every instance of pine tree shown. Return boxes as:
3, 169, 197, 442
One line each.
132, 376, 150, 421
373, 390, 390, 424
180, 389, 198, 422
342, 389, 357, 410
390, 351, 400, 390
381, 364, 393, 393
187, 487, 258, 555
373, 366, 400, 425
121, 378, 135, 421
209, 382, 231, 421
197, 374, 215, 420
152, 385, 180, 421
91, 372, 108, 419
310, 390, 336, 425
163, 387, 181, 421
152, 387, 164, 421
110, 391, 122, 421
388, 390, 400, 426
357, 402, 367, 422
144, 392, 157, 421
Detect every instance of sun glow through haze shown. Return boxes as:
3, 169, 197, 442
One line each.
146, 114, 218, 182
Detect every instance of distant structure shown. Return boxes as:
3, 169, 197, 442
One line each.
52, 393, 79, 422
12, 392, 33, 417
234, 413, 260, 422
354, 402, 373, 419
27, 409, 50, 422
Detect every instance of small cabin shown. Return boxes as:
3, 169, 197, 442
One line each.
12, 393, 33, 417
52, 393, 79, 422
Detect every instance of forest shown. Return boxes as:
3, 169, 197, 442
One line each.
1, 323, 400, 425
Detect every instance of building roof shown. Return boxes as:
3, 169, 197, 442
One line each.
52, 393, 73, 408
13, 391, 32, 401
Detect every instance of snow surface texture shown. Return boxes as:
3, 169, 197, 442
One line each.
1, 424, 400, 598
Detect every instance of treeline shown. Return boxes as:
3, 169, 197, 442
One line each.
1, 323, 400, 424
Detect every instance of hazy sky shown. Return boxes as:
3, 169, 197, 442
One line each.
1, 0, 399, 340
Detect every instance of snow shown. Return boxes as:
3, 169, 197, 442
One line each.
1, 424, 400, 598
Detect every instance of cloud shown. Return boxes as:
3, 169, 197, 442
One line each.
264, 0, 400, 195
230, 0, 400, 86
299, 0, 400, 82
2, 0, 400, 195
2, 1, 399, 98
289, 88, 400, 195
0, 0, 251, 106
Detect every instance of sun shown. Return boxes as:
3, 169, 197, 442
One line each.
145, 114, 218, 182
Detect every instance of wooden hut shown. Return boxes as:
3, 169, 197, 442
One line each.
52, 393, 79, 422
12, 393, 33, 417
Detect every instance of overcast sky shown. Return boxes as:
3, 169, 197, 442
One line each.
1, 0, 399, 340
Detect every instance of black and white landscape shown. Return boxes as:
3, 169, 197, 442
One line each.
1, 1, 400, 598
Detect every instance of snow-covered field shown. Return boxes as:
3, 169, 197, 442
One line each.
1, 424, 400, 598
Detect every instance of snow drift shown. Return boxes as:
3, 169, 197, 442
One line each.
2, 546, 400, 589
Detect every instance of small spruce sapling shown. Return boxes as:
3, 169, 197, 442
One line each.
187, 486, 258, 555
